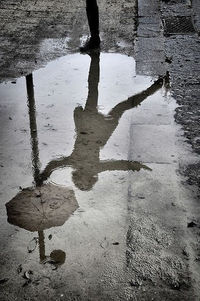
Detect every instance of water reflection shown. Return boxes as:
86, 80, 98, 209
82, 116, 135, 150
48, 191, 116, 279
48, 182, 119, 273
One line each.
6, 183, 78, 264
26, 74, 41, 186
6, 74, 79, 265
6, 52, 165, 264
40, 52, 164, 191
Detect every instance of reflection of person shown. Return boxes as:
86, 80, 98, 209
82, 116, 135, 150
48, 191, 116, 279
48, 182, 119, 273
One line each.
80, 0, 101, 52
39, 52, 164, 191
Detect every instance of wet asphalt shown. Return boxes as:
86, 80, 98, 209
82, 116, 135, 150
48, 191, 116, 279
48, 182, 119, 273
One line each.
0, 0, 200, 300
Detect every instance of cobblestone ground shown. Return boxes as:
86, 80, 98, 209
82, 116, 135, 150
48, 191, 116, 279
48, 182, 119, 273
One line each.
135, 0, 200, 188
0, 0, 137, 81
161, 0, 200, 189
129, 1, 200, 299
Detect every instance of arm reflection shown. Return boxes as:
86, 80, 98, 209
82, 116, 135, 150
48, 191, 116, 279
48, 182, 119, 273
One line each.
40, 52, 163, 191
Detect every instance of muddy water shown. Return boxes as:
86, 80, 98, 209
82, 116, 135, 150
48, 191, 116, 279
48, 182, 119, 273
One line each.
0, 53, 196, 300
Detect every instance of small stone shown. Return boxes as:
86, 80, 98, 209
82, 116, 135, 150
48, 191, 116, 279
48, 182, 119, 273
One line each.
17, 264, 22, 274
0, 278, 9, 284
22, 279, 31, 287
129, 279, 142, 287
35, 191, 41, 198
27, 237, 38, 253
182, 248, 189, 258
187, 221, 197, 228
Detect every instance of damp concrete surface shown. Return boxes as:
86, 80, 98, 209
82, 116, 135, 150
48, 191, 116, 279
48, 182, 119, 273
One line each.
0, 51, 200, 300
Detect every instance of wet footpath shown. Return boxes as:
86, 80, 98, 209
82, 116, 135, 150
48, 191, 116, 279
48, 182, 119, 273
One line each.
0, 1, 200, 300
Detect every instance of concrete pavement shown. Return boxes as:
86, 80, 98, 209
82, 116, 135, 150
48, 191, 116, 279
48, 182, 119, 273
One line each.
0, 0, 200, 300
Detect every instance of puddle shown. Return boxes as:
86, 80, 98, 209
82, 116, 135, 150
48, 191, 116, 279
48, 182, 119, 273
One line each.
0, 52, 170, 192
0, 52, 190, 299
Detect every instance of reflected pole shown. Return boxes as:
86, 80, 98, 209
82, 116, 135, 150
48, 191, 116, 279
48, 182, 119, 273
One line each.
26, 74, 41, 186
26, 74, 46, 262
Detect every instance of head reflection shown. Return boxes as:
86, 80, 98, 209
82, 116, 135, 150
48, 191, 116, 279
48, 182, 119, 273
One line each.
72, 170, 98, 191
40, 52, 164, 190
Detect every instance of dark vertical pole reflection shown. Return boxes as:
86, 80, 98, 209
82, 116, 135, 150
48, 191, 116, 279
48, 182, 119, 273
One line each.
26, 74, 41, 186
38, 230, 46, 262
26, 75, 46, 262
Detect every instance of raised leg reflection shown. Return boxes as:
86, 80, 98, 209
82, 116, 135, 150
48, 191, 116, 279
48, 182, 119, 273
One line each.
40, 52, 164, 191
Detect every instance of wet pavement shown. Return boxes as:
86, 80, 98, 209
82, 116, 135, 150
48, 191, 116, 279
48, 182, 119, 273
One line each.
0, 1, 200, 300
0, 0, 136, 81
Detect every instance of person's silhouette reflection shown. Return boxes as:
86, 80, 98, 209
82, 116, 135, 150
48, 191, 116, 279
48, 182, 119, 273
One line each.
40, 52, 164, 191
